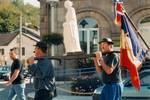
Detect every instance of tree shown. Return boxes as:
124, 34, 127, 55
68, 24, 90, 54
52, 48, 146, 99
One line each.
0, 0, 11, 9
0, 2, 20, 33
12, 0, 24, 7
0, 0, 40, 33
22, 4, 40, 29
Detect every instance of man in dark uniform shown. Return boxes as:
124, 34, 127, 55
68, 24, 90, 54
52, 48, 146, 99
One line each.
6, 48, 26, 100
27, 41, 55, 100
93, 38, 123, 100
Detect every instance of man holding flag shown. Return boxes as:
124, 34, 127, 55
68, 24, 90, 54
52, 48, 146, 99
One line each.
93, 38, 123, 100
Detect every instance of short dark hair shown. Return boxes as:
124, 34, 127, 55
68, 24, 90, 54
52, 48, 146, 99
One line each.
34, 41, 47, 53
10, 47, 18, 54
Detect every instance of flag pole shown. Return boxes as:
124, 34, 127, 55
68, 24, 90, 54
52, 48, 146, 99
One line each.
123, 10, 150, 50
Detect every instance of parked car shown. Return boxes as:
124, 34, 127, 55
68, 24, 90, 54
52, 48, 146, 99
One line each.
92, 69, 150, 100
3, 71, 10, 81
0, 66, 11, 81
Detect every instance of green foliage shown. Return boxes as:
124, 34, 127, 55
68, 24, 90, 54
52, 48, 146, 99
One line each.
22, 4, 40, 28
71, 76, 103, 95
43, 33, 64, 45
0, 0, 39, 33
0, 3, 20, 32
12, 0, 24, 7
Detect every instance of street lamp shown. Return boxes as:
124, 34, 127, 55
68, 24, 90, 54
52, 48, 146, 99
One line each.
19, 13, 22, 60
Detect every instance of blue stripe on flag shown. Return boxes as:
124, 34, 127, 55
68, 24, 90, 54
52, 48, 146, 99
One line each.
122, 16, 146, 62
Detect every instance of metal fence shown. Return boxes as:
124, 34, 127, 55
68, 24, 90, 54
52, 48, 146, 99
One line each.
55, 67, 96, 81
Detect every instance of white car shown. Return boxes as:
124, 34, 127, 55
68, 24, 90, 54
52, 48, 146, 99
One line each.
92, 69, 150, 100
0, 66, 10, 81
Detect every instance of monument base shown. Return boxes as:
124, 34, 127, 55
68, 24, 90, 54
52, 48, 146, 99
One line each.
64, 51, 84, 56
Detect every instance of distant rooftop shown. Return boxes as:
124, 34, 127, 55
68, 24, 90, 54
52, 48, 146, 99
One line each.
0, 33, 18, 46
0, 27, 40, 46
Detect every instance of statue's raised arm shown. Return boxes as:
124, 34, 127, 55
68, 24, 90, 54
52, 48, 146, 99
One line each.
63, 0, 82, 54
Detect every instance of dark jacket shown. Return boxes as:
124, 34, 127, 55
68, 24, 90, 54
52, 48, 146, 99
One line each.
28, 57, 55, 91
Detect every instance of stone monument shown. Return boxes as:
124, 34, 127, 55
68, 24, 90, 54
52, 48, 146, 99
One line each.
63, 0, 82, 54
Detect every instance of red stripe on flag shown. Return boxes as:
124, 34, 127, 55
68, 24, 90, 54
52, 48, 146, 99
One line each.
114, 2, 123, 25
120, 48, 140, 90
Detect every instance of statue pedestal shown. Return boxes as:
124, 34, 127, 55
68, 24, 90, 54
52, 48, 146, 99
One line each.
66, 51, 84, 56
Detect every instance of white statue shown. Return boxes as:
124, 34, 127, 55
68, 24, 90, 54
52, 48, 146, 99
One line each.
63, 0, 82, 53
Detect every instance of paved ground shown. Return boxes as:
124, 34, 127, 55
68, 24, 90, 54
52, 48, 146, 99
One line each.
0, 80, 34, 100
27, 82, 93, 100
54, 96, 92, 100
0, 80, 93, 100
27, 92, 92, 100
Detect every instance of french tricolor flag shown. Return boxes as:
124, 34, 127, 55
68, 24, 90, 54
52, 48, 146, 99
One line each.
120, 15, 147, 90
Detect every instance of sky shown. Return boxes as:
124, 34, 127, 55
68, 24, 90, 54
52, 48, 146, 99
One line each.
24, 0, 40, 7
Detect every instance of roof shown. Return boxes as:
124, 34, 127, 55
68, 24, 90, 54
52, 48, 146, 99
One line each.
0, 27, 40, 46
11, 26, 40, 39
0, 33, 18, 46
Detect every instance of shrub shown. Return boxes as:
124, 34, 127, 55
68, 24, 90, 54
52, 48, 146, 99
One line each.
71, 75, 103, 96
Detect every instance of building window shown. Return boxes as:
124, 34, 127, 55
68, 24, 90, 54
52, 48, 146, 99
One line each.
78, 17, 99, 54
22, 47, 25, 56
0, 49, 4, 55
139, 17, 150, 48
